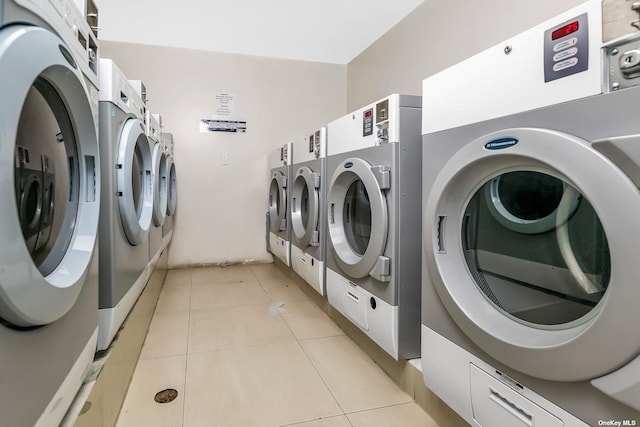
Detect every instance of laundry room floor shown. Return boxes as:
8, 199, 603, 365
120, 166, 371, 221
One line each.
115, 263, 439, 427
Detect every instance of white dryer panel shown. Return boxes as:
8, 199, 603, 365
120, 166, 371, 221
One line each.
98, 59, 145, 119
328, 94, 420, 156
270, 142, 292, 168
292, 128, 327, 163
291, 245, 324, 296
422, 0, 602, 135
421, 326, 590, 427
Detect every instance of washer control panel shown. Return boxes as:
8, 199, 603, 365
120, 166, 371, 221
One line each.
543, 13, 589, 82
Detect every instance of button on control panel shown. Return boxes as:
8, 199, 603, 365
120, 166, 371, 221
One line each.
543, 13, 588, 82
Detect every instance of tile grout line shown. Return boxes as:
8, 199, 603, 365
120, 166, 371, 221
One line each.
182, 271, 193, 427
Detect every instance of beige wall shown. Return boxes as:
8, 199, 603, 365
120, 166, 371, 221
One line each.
347, 0, 586, 110
101, 41, 346, 268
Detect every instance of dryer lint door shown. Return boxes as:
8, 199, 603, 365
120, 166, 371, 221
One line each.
291, 166, 320, 247
269, 170, 287, 234
117, 119, 153, 245
0, 25, 100, 326
151, 143, 168, 227
424, 127, 640, 382
328, 157, 390, 282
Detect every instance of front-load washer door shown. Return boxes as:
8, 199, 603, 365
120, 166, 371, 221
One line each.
117, 119, 153, 245
424, 127, 640, 382
0, 26, 100, 326
151, 143, 168, 227
269, 170, 287, 233
291, 166, 320, 247
328, 157, 390, 282
165, 155, 177, 216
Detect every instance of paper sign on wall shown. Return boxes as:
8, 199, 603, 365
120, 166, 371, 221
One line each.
200, 92, 247, 133
214, 93, 235, 118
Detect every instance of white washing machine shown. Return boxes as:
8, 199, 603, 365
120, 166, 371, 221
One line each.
290, 129, 327, 295
269, 143, 293, 266
97, 59, 153, 351
422, 2, 640, 425
146, 112, 167, 272
326, 95, 422, 360
161, 132, 177, 251
0, 0, 100, 425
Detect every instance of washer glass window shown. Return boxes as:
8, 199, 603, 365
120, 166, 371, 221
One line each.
131, 142, 143, 215
343, 180, 371, 255
300, 184, 310, 229
463, 170, 610, 327
15, 78, 78, 275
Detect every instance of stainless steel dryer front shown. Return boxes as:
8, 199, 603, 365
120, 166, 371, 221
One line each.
97, 59, 153, 351
421, 2, 640, 425
326, 94, 422, 360
290, 129, 327, 295
268, 143, 292, 266
0, 0, 100, 424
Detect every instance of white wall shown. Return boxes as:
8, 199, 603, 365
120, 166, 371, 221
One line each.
347, 0, 586, 110
101, 41, 346, 268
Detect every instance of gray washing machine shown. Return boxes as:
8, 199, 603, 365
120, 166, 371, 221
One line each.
290, 128, 327, 295
97, 58, 154, 351
269, 143, 292, 266
0, 0, 100, 425
421, 5, 640, 425
326, 94, 422, 360
147, 112, 167, 271
161, 132, 177, 250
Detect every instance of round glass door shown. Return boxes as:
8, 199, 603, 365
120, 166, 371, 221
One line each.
424, 127, 640, 381
117, 119, 153, 246
152, 143, 168, 227
269, 171, 287, 234
166, 155, 177, 216
327, 157, 388, 279
291, 166, 319, 247
0, 25, 100, 326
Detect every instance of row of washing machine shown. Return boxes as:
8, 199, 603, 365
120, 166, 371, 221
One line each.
269, 1, 640, 425
0, 0, 177, 425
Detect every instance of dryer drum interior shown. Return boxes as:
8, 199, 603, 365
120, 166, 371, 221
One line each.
463, 169, 610, 327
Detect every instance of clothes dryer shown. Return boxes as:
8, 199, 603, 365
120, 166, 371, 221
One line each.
97, 59, 153, 351
147, 112, 167, 272
269, 143, 293, 266
290, 129, 327, 295
161, 132, 177, 250
421, 2, 640, 425
326, 95, 422, 360
0, 0, 100, 425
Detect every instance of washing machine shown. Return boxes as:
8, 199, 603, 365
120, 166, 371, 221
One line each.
290, 129, 327, 295
146, 112, 167, 272
421, 2, 640, 425
326, 94, 422, 360
161, 132, 177, 250
97, 58, 154, 351
0, 0, 101, 425
269, 143, 293, 266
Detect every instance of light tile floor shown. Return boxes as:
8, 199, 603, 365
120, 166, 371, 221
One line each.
117, 264, 438, 427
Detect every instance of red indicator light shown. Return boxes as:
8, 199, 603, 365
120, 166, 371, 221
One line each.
364, 109, 372, 118
551, 21, 579, 41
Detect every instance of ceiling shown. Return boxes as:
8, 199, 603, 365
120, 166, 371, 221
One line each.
99, 0, 424, 64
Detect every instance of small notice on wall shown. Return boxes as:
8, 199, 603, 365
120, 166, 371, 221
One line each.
200, 92, 247, 133
214, 93, 235, 118
200, 119, 247, 133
